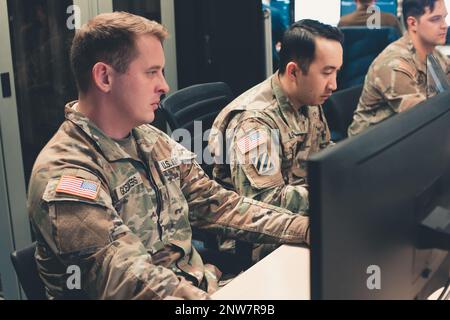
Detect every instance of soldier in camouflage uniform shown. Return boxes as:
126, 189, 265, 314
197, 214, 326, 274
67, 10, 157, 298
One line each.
348, 0, 449, 136
209, 20, 343, 213
27, 12, 310, 300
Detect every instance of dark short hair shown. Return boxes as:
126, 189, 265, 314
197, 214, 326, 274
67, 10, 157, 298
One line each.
278, 19, 344, 75
402, 0, 439, 27
70, 12, 168, 94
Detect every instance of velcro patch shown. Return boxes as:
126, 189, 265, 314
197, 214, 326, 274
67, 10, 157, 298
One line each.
158, 157, 181, 172
55, 176, 100, 200
237, 130, 267, 154
114, 173, 143, 201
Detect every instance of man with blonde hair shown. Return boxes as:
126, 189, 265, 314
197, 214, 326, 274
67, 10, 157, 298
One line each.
27, 12, 310, 300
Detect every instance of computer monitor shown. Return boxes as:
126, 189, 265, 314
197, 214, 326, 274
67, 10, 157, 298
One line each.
294, 0, 398, 26
341, 0, 398, 16
309, 91, 450, 299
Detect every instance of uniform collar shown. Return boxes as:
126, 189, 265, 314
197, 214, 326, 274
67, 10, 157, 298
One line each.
271, 72, 309, 125
272, 72, 299, 115
65, 101, 157, 162
401, 33, 428, 75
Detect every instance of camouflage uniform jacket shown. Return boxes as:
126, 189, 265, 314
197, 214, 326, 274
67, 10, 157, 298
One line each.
209, 73, 332, 213
348, 33, 450, 136
28, 102, 310, 300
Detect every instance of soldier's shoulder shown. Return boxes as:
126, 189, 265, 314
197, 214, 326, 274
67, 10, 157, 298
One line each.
374, 37, 411, 63
30, 123, 106, 196
28, 164, 108, 222
137, 124, 174, 143
370, 49, 413, 78
380, 12, 400, 26
227, 108, 276, 132
33, 123, 93, 170
137, 123, 165, 135
137, 124, 196, 160
228, 78, 274, 111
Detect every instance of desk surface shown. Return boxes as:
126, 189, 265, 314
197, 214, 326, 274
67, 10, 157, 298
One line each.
211, 244, 450, 300
212, 245, 310, 300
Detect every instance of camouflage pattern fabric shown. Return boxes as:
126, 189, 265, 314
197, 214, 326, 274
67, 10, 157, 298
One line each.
28, 102, 310, 300
348, 34, 450, 136
209, 73, 332, 213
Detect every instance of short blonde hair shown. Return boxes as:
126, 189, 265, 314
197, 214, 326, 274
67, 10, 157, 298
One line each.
70, 12, 168, 93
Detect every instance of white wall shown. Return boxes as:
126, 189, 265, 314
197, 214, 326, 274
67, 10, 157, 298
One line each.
445, 0, 450, 25
294, 0, 341, 26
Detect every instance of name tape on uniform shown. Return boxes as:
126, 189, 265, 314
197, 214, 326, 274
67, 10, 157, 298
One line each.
158, 157, 181, 172
115, 173, 143, 201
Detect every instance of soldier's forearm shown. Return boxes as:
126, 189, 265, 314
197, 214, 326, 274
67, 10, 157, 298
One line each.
183, 160, 309, 244
236, 181, 309, 214
195, 196, 309, 245
87, 235, 209, 300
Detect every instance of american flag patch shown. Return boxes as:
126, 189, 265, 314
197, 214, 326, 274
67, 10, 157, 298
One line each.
55, 176, 100, 200
237, 130, 267, 154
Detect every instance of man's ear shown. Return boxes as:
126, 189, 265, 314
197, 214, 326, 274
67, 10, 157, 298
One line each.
92, 62, 113, 93
286, 62, 298, 80
406, 16, 418, 32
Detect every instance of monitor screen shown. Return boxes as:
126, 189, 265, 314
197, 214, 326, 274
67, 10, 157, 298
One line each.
294, 0, 341, 26
341, 0, 398, 16
309, 91, 450, 299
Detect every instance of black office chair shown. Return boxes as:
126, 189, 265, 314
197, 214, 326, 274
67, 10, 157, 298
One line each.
10, 242, 47, 300
160, 82, 234, 177
323, 84, 363, 142
161, 82, 253, 273
338, 27, 400, 90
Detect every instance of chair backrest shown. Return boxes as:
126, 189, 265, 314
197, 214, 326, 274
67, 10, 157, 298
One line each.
323, 84, 363, 141
161, 82, 234, 133
160, 82, 234, 176
338, 27, 400, 89
10, 242, 47, 300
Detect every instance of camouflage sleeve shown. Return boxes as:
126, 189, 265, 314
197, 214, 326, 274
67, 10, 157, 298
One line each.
29, 169, 209, 300
230, 118, 309, 213
178, 150, 310, 245
375, 58, 427, 113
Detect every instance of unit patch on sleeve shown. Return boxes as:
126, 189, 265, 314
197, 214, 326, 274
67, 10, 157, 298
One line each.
251, 152, 276, 175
